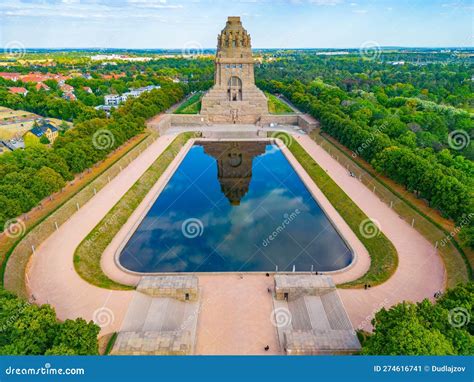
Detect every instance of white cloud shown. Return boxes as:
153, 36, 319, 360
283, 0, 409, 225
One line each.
0, 0, 181, 19
308, 0, 342, 5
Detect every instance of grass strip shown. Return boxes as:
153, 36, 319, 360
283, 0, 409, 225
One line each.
104, 332, 118, 355
266, 92, 294, 114
74, 132, 197, 289
174, 93, 202, 114
282, 133, 398, 288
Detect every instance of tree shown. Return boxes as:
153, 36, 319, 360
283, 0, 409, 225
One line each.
39, 135, 50, 145
362, 303, 455, 355
30, 166, 65, 199
0, 290, 58, 355
459, 226, 474, 250
0, 288, 100, 355
361, 283, 473, 355
52, 318, 100, 355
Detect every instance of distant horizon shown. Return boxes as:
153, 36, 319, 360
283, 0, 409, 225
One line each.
1, 0, 472, 49
9, 46, 474, 51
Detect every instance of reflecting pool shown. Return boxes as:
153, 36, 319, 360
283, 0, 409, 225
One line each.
118, 141, 353, 273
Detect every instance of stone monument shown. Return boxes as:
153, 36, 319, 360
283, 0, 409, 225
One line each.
200, 16, 269, 124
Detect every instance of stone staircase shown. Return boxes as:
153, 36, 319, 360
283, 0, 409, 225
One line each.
111, 276, 200, 355
201, 86, 268, 123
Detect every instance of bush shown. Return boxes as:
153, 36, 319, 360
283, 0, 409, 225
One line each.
0, 288, 99, 355
362, 282, 474, 355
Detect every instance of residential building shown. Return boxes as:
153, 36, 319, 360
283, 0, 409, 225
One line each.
101, 73, 126, 80
62, 92, 77, 101
60, 83, 74, 93
24, 122, 59, 144
21, 73, 47, 83
35, 82, 50, 91
104, 85, 161, 106
3, 138, 25, 151
104, 94, 122, 107
122, 85, 161, 101
8, 87, 28, 96
0, 72, 20, 81
60, 83, 76, 101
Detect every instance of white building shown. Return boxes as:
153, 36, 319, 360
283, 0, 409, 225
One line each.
91, 54, 152, 62
103, 85, 161, 107
104, 94, 122, 106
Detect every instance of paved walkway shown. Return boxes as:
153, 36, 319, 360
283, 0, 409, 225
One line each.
294, 134, 445, 331
196, 274, 280, 355
25, 125, 445, 348
26, 133, 177, 335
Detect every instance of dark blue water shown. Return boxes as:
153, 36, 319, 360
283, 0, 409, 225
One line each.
119, 141, 352, 273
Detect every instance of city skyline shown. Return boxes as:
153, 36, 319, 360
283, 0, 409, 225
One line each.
0, 0, 473, 49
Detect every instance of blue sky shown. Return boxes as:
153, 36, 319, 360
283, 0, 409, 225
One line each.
0, 0, 472, 49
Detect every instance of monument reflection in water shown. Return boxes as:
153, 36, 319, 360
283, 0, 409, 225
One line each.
118, 141, 353, 273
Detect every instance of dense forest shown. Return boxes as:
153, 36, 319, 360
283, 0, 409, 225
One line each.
256, 52, 473, 249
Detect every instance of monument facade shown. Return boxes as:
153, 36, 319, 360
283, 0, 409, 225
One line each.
200, 16, 269, 124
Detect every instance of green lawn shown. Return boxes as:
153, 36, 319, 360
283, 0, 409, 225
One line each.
278, 133, 399, 288
74, 132, 197, 289
266, 93, 294, 114
104, 332, 118, 355
174, 93, 202, 114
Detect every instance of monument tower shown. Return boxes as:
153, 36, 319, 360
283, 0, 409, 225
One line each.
200, 16, 269, 124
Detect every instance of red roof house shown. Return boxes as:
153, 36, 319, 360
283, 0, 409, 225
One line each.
0, 72, 20, 81
35, 82, 51, 91
8, 87, 28, 96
